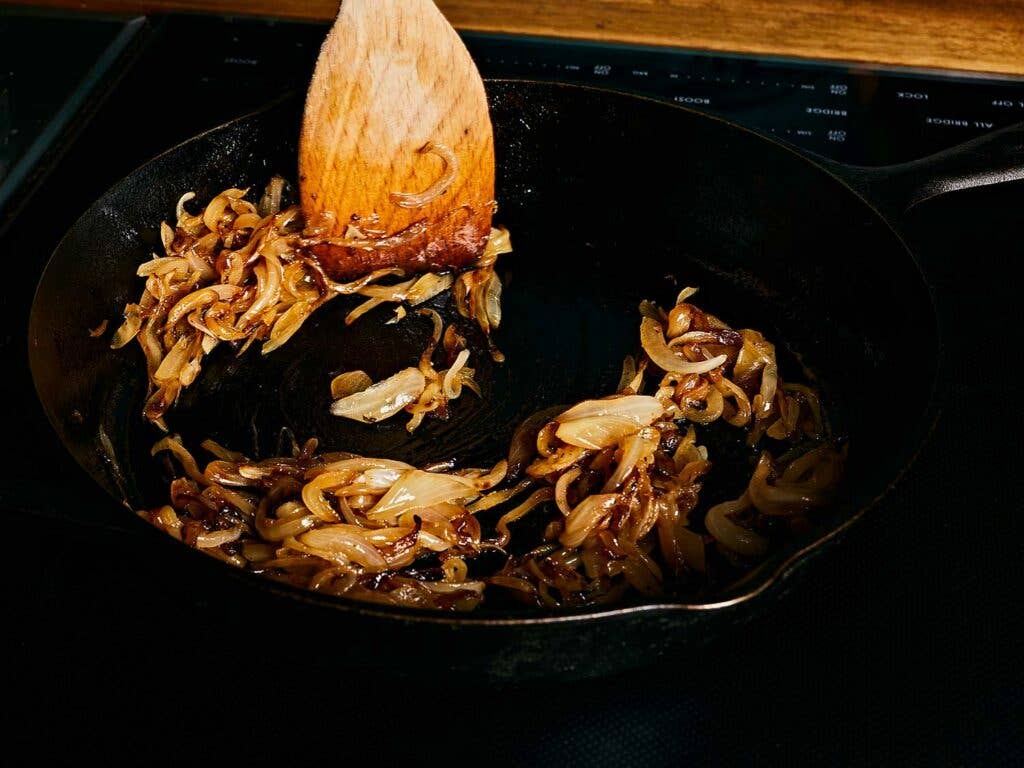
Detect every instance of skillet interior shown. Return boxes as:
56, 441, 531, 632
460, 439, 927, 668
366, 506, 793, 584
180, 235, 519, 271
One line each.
29, 81, 939, 621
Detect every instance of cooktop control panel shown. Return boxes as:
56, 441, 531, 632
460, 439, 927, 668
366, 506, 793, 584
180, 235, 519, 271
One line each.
468, 35, 1024, 165
143, 15, 1024, 166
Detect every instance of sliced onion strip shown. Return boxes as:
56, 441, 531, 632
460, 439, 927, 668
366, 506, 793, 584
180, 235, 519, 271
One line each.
640, 316, 728, 374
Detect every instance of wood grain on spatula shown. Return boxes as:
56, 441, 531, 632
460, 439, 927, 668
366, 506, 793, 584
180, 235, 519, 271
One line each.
299, 0, 495, 280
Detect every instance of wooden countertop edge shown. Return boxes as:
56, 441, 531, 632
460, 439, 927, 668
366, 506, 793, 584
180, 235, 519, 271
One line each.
5, 0, 1024, 77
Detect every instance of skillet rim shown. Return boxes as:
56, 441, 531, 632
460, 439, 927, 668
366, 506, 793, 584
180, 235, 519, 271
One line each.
27, 79, 942, 626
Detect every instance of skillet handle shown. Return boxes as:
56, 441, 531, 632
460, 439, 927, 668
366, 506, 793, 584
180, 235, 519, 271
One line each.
813, 119, 1024, 221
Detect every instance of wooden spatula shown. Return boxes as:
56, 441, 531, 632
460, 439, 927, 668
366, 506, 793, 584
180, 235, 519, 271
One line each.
299, 0, 495, 280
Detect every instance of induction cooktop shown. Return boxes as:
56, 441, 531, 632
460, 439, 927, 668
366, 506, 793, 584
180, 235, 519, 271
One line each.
2, 9, 1020, 764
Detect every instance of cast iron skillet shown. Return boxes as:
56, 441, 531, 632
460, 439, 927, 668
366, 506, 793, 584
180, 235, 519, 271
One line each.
27, 81, 1024, 680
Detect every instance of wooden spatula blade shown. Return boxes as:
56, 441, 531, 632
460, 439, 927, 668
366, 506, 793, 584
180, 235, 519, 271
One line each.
299, 0, 495, 279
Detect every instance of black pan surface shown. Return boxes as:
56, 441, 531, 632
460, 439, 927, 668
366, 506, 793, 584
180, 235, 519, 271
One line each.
28, 82, 940, 679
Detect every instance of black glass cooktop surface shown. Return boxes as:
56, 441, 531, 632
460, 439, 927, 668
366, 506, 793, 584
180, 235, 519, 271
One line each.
0, 10, 145, 228
1, 11, 1021, 764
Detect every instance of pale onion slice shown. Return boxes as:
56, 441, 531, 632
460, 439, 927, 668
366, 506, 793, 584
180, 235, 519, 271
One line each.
560, 493, 620, 548
329, 368, 426, 423
195, 526, 244, 549
175, 192, 196, 221
441, 349, 471, 400
358, 526, 416, 546
640, 316, 728, 374
366, 469, 477, 523
406, 273, 455, 306
356, 466, 407, 490
555, 395, 664, 450
313, 457, 415, 476
298, 526, 389, 570
201, 188, 248, 231
301, 471, 355, 521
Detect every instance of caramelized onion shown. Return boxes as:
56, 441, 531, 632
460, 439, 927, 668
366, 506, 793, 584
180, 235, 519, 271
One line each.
152, 435, 205, 484
299, 526, 389, 570
705, 494, 768, 557
366, 469, 477, 524
494, 487, 555, 547
137, 256, 190, 278
507, 406, 566, 479
114, 182, 414, 423
195, 526, 243, 549
555, 395, 664, 450
110, 307, 142, 349
482, 272, 502, 330
442, 349, 471, 400
168, 285, 240, 326
138, 267, 844, 611
258, 175, 286, 216
640, 316, 728, 374
602, 427, 659, 492
263, 300, 316, 355
175, 191, 196, 221
405, 273, 455, 306
561, 494, 619, 548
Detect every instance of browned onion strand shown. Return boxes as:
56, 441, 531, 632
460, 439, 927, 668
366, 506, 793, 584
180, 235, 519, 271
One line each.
453, 227, 510, 361
143, 286, 844, 611
111, 181, 511, 427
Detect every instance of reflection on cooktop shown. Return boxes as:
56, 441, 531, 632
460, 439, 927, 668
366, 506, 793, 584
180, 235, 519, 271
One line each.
0, 11, 144, 220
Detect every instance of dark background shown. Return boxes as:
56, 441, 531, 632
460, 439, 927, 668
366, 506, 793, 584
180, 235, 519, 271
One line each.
2, 11, 1022, 764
